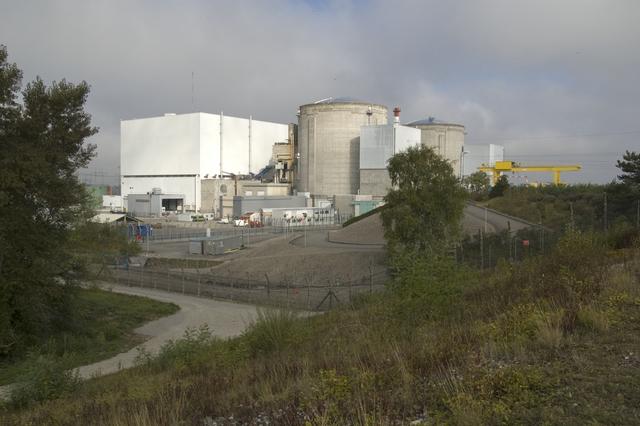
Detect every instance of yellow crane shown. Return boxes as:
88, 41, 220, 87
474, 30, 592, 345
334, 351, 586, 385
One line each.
479, 161, 581, 186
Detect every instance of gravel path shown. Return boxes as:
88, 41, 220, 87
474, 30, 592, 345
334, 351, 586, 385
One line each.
0, 284, 261, 401
73, 284, 260, 379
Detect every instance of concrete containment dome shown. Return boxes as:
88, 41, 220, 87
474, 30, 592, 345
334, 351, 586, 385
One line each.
407, 117, 465, 177
296, 98, 388, 197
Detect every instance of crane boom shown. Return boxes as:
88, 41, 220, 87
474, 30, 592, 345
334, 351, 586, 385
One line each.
479, 161, 581, 185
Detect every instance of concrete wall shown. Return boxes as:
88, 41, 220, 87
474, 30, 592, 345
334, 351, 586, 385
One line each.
359, 169, 392, 197
201, 179, 291, 217
409, 123, 465, 177
233, 195, 307, 217
297, 101, 387, 197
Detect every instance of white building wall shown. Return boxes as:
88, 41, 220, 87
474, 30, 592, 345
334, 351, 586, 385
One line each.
121, 113, 201, 176
463, 144, 505, 176
121, 112, 289, 211
360, 124, 421, 169
199, 114, 220, 178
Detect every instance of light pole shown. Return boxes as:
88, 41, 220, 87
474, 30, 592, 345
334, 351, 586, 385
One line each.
460, 147, 469, 182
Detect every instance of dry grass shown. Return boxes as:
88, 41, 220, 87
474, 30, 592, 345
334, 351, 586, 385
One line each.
3, 233, 640, 425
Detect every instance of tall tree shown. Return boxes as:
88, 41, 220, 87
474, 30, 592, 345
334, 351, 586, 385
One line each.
381, 145, 467, 255
0, 45, 97, 355
616, 150, 640, 187
463, 171, 490, 195
489, 174, 510, 199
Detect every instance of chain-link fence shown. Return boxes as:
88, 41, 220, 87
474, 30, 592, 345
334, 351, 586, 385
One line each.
137, 215, 352, 242
96, 263, 388, 311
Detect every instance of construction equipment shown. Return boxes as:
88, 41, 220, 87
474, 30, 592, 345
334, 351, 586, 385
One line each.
479, 161, 581, 186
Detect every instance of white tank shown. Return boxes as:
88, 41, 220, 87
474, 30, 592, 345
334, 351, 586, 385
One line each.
406, 117, 465, 177
296, 97, 388, 196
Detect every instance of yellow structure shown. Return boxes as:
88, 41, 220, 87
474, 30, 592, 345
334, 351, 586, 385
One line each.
479, 161, 581, 185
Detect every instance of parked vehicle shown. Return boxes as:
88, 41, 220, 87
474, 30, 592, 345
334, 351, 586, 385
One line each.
217, 217, 230, 224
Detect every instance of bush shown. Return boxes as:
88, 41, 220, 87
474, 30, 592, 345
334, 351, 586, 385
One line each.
137, 325, 218, 372
9, 353, 80, 408
389, 253, 473, 323
242, 309, 306, 357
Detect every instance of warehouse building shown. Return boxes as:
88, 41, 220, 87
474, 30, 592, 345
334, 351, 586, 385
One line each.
126, 190, 185, 217
121, 112, 290, 211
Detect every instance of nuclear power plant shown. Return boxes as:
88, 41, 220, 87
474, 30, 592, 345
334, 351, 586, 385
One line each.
117, 96, 489, 219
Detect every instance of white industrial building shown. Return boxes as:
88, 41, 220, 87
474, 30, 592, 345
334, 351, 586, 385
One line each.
121, 112, 289, 211
359, 123, 421, 196
463, 144, 505, 177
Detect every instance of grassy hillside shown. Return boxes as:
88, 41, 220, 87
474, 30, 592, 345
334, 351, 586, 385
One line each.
3, 232, 640, 424
0, 287, 178, 387
487, 184, 640, 233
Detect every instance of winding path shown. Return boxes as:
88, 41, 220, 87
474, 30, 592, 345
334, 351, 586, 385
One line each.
0, 285, 259, 399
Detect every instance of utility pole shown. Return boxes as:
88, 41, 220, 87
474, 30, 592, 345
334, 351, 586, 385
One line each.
484, 207, 488, 234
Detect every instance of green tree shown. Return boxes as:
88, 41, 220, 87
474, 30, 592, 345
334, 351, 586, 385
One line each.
616, 150, 640, 187
381, 145, 467, 255
489, 174, 510, 199
464, 171, 490, 195
0, 45, 97, 355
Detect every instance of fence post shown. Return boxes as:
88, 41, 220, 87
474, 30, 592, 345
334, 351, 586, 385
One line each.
369, 258, 374, 294
181, 267, 185, 294
265, 273, 270, 297
197, 268, 201, 297
167, 267, 171, 292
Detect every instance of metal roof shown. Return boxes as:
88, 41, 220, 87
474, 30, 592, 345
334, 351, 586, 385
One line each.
312, 96, 366, 104
406, 117, 465, 127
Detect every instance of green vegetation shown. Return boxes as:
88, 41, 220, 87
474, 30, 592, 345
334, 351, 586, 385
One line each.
0, 45, 101, 357
0, 287, 178, 387
487, 183, 640, 234
382, 145, 467, 255
489, 174, 510, 199
3, 232, 639, 424
617, 150, 640, 187
463, 170, 490, 200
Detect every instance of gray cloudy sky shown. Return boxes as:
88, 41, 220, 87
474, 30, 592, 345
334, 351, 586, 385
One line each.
2, 0, 639, 184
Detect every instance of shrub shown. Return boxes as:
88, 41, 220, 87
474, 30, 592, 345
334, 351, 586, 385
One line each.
9, 353, 80, 408
242, 309, 305, 357
137, 325, 218, 372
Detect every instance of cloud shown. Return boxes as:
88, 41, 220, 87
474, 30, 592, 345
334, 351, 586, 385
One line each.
1, 0, 638, 184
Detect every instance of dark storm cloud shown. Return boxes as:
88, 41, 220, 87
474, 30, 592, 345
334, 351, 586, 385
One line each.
1, 0, 638, 183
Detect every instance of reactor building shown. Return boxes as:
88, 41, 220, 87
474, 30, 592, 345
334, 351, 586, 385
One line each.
406, 117, 466, 178
118, 97, 469, 219
295, 97, 388, 197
